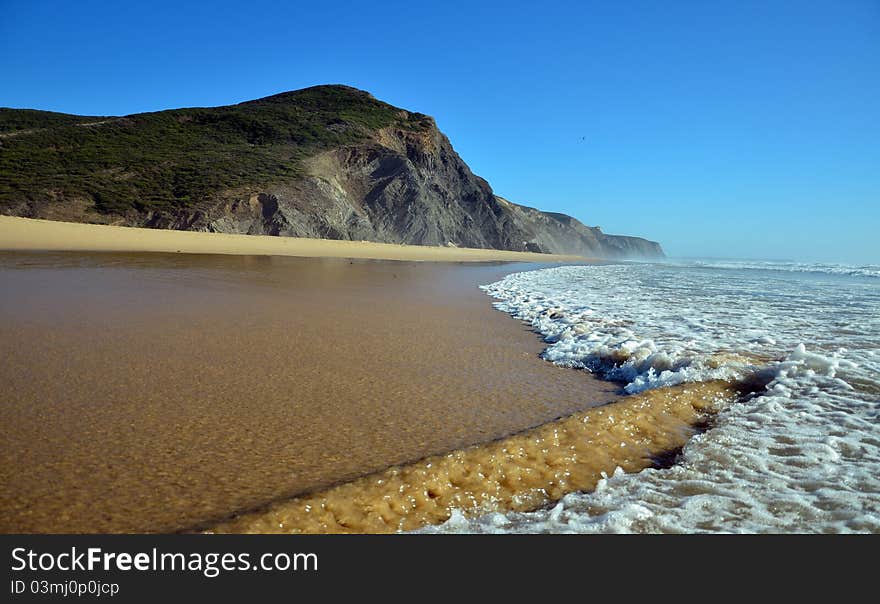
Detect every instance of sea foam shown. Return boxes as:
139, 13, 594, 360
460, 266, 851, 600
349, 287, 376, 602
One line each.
429, 261, 880, 533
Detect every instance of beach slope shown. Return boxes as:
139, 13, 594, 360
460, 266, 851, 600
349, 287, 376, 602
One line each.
0, 216, 589, 262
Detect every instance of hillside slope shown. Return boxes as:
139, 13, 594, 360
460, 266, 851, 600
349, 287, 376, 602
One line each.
0, 85, 663, 258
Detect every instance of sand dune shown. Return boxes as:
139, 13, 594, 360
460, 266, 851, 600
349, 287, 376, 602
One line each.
0, 216, 589, 263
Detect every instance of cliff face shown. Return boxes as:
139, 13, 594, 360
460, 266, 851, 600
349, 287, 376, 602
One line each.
500, 200, 665, 258
0, 85, 664, 258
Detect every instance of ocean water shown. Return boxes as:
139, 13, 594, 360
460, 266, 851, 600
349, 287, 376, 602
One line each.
437, 259, 880, 533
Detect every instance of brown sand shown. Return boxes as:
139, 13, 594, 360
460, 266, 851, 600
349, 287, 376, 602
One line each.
0, 252, 618, 533
0, 216, 587, 263
209, 381, 739, 534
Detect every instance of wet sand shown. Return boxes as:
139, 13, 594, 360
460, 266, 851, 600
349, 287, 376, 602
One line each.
0, 252, 618, 533
210, 381, 739, 534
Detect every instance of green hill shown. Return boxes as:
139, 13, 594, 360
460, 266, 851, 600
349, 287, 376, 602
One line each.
0, 85, 663, 258
0, 85, 430, 215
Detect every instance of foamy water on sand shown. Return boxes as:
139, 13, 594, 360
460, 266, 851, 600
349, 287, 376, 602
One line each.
431, 259, 880, 533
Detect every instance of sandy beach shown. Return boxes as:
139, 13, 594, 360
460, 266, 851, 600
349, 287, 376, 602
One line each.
210, 380, 738, 534
0, 218, 743, 534
0, 215, 763, 535
0, 249, 622, 533
0, 216, 587, 263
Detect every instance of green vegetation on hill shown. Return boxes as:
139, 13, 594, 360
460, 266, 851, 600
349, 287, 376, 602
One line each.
0, 85, 432, 215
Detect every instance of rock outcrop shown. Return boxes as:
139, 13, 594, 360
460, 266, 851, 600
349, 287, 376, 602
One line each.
0, 85, 664, 258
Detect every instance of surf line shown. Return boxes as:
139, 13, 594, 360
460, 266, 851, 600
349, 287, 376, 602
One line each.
204, 380, 750, 534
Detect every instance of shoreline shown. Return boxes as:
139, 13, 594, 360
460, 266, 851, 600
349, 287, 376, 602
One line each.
0, 216, 589, 263
0, 251, 618, 533
208, 380, 740, 534
0, 247, 755, 534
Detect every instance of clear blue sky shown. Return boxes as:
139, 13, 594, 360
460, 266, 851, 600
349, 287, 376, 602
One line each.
2, 0, 878, 262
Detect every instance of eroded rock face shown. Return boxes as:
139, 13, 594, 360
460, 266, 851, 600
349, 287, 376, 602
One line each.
0, 85, 664, 258
136, 124, 663, 258
500, 199, 665, 258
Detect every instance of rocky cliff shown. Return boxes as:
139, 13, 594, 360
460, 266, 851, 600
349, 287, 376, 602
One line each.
0, 85, 663, 258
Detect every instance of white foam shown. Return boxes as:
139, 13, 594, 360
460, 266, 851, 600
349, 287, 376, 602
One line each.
425, 261, 880, 533
686, 259, 880, 279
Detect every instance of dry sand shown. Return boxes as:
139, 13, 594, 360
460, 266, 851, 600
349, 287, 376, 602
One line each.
0, 216, 588, 263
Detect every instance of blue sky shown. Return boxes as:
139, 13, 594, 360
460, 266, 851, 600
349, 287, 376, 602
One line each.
2, 0, 878, 262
